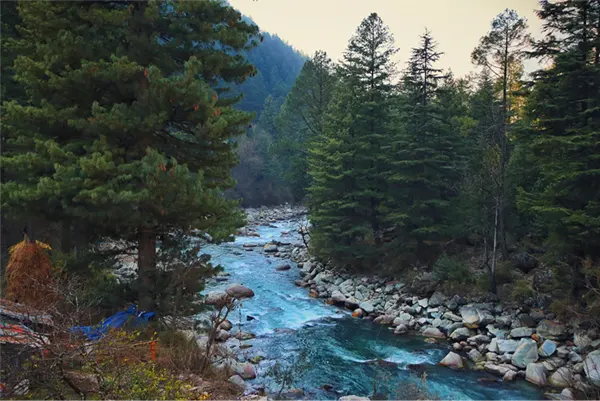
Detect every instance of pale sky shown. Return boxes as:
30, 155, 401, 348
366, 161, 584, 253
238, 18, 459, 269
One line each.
229, 0, 544, 78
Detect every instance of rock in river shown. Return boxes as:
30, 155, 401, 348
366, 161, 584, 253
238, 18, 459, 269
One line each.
439, 351, 464, 370
422, 327, 446, 339
226, 284, 255, 299
583, 349, 600, 387
526, 363, 548, 386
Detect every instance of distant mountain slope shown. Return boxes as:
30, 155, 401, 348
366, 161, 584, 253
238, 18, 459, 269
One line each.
235, 24, 306, 116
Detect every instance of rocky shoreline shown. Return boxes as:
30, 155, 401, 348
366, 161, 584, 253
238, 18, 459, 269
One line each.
289, 245, 600, 400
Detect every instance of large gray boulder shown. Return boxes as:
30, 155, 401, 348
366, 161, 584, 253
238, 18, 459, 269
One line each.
460, 307, 480, 328
526, 363, 548, 386
497, 339, 519, 354
549, 367, 574, 388
428, 292, 446, 307
226, 284, 255, 299
228, 375, 246, 388
205, 291, 231, 307
339, 396, 370, 401
510, 327, 534, 338
537, 320, 567, 340
331, 290, 346, 304
468, 349, 485, 363
485, 363, 518, 377
512, 339, 539, 368
373, 315, 395, 325
450, 327, 476, 341
359, 301, 375, 314
583, 349, 600, 387
422, 327, 445, 339
439, 352, 464, 370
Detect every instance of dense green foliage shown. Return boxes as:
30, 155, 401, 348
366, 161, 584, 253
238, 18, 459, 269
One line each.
274, 1, 600, 308
1, 0, 258, 310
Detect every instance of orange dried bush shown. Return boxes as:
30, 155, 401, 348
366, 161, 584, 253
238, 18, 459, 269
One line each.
5, 238, 57, 308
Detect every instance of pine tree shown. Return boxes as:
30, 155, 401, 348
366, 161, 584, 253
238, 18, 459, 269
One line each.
1, 1, 259, 310
274, 50, 335, 200
308, 13, 398, 268
517, 0, 600, 262
472, 9, 531, 259
391, 31, 463, 264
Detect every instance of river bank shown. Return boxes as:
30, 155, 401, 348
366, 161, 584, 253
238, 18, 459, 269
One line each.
199, 209, 540, 400
289, 239, 600, 400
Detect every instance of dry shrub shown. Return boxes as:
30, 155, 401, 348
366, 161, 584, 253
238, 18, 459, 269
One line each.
157, 330, 206, 374
5, 238, 58, 308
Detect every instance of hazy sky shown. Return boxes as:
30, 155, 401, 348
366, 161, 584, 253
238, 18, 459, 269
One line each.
229, 0, 544, 78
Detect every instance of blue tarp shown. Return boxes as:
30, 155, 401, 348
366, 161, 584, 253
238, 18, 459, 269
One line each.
70, 305, 155, 341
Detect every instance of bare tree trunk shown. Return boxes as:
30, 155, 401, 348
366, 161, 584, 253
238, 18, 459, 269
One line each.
138, 227, 156, 311
490, 203, 499, 294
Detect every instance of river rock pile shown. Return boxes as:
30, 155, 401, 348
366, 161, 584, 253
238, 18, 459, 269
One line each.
245, 204, 307, 227
291, 246, 600, 398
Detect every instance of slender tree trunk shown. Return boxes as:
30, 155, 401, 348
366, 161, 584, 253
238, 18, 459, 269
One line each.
138, 227, 156, 311
499, 34, 510, 260
490, 202, 499, 294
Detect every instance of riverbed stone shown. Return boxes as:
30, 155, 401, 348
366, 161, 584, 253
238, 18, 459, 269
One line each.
460, 307, 480, 328
339, 396, 370, 401
450, 327, 476, 341
264, 243, 278, 252
486, 325, 507, 339
488, 338, 499, 353
352, 308, 364, 318
573, 330, 593, 348
373, 315, 395, 325
468, 334, 491, 344
583, 349, 600, 386
428, 292, 446, 307
503, 370, 517, 382
497, 339, 519, 354
539, 340, 557, 357
345, 297, 360, 310
422, 327, 445, 339
394, 324, 408, 335
537, 320, 567, 340
359, 301, 375, 314
484, 363, 518, 377
331, 290, 346, 304
439, 352, 464, 370
468, 349, 484, 363
568, 351, 582, 364
228, 375, 246, 388
549, 367, 573, 388
512, 339, 539, 368
526, 362, 548, 386
226, 284, 255, 299
443, 312, 462, 322
510, 327, 534, 338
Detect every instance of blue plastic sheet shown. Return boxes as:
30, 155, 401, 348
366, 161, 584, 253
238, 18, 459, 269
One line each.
70, 305, 155, 341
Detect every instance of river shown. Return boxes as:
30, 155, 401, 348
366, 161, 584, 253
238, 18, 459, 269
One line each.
203, 219, 543, 400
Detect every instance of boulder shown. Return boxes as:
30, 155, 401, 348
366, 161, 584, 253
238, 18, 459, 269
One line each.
276, 264, 291, 271
537, 320, 567, 340
234, 331, 256, 341
373, 315, 395, 325
488, 338, 499, 353
497, 339, 519, 354
218, 320, 233, 331
205, 291, 231, 307
422, 327, 445, 339
418, 298, 429, 308
359, 301, 375, 314
486, 325, 508, 339
468, 349, 485, 363
510, 252, 538, 273
549, 367, 573, 388
345, 297, 360, 310
450, 327, 476, 341
394, 324, 408, 335
460, 307, 480, 328
526, 362, 548, 386
439, 352, 464, 370
543, 357, 566, 371
495, 315, 513, 328
443, 312, 463, 322
468, 334, 491, 344
539, 340, 557, 357
583, 349, 600, 386
264, 243, 278, 252
510, 327, 534, 338
485, 363, 518, 377
228, 375, 246, 388
512, 339, 539, 368
216, 329, 230, 342
569, 351, 582, 364
331, 290, 346, 304
226, 284, 255, 299
428, 292, 446, 307
514, 313, 537, 328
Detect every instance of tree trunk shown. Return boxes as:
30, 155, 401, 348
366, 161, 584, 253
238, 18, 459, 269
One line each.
490, 203, 499, 295
138, 227, 156, 311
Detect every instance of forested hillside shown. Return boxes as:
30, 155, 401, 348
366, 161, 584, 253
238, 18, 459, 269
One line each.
274, 2, 600, 322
